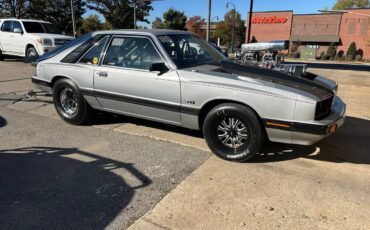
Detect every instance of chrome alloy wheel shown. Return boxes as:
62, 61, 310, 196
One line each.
60, 87, 78, 115
217, 117, 249, 149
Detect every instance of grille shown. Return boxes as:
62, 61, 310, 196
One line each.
315, 96, 333, 120
54, 39, 72, 46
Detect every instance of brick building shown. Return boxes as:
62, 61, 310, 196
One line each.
246, 8, 370, 60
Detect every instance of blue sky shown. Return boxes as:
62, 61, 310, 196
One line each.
84, 0, 338, 27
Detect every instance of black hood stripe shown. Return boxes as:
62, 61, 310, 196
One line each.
219, 61, 334, 99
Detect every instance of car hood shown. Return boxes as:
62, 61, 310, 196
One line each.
184, 60, 334, 100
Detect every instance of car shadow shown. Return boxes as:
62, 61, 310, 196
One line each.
252, 116, 370, 165
0, 56, 24, 62
94, 112, 204, 138
0, 116, 6, 128
0, 146, 151, 229
94, 114, 369, 165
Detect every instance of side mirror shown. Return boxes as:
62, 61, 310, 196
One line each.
13, 28, 23, 34
149, 63, 169, 75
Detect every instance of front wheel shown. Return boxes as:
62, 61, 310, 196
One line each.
203, 103, 264, 162
53, 78, 95, 125
26, 47, 38, 58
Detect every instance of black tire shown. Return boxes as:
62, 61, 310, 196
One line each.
26, 46, 38, 58
0, 49, 4, 61
53, 78, 95, 125
203, 103, 264, 162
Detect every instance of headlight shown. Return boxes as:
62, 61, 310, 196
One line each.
43, 39, 53, 46
36, 38, 53, 46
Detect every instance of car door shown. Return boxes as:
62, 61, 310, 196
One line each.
93, 35, 181, 125
0, 21, 12, 53
11, 21, 26, 54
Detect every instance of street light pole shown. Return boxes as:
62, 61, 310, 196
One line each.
71, 0, 76, 37
207, 0, 212, 41
247, 0, 254, 43
226, 2, 235, 53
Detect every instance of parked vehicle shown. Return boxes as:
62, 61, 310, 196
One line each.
0, 19, 73, 60
31, 30, 346, 162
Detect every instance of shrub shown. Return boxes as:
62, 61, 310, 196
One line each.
346, 42, 357, 60
346, 55, 354, 61
326, 42, 337, 60
335, 50, 344, 60
355, 55, 363, 62
321, 54, 329, 60
292, 52, 300, 58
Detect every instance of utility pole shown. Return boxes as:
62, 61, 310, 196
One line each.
71, 0, 76, 37
207, 0, 212, 41
247, 0, 254, 43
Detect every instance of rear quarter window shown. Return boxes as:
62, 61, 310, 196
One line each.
61, 34, 105, 63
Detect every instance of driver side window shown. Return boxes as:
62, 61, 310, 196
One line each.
103, 36, 163, 70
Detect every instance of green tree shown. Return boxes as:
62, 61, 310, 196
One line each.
186, 15, 206, 38
347, 42, 357, 59
214, 9, 245, 49
26, 0, 86, 35
87, 0, 153, 29
333, 0, 369, 10
326, 42, 337, 60
152, 17, 163, 29
161, 8, 187, 30
0, 0, 28, 18
79, 15, 103, 35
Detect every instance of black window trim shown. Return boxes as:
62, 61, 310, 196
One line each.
76, 35, 110, 65
1, 20, 14, 33
60, 34, 106, 63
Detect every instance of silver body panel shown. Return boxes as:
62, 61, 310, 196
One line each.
32, 30, 346, 145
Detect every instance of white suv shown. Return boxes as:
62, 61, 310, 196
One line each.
0, 19, 74, 60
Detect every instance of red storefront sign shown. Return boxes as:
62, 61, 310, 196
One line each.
252, 16, 288, 24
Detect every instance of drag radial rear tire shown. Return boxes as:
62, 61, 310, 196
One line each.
203, 103, 264, 162
53, 78, 95, 125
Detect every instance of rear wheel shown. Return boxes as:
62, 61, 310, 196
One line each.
203, 103, 264, 162
53, 78, 96, 125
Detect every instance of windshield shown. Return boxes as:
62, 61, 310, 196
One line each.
157, 34, 226, 69
23, 21, 62, 34
42, 23, 62, 34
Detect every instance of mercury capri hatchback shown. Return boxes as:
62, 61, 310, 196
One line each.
32, 30, 346, 162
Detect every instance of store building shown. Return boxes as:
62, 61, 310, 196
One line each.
246, 8, 370, 60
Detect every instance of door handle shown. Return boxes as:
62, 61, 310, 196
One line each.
98, 71, 108, 78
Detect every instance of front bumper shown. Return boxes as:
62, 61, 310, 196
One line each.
35, 45, 58, 56
265, 96, 346, 145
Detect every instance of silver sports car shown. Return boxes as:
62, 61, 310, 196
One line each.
32, 30, 346, 162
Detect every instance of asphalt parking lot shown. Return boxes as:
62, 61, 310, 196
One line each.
0, 60, 370, 229
0, 61, 210, 229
